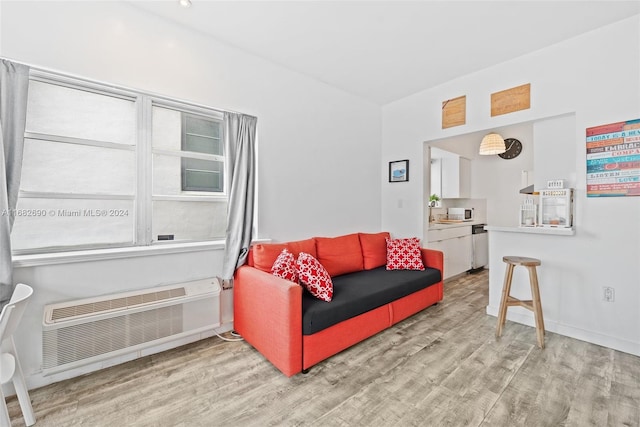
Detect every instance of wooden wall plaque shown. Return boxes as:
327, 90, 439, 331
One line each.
441, 95, 466, 129
491, 83, 530, 117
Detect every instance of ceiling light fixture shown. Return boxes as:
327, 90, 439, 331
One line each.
479, 132, 506, 155
179, 0, 192, 8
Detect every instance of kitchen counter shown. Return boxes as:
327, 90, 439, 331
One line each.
484, 225, 575, 236
428, 221, 484, 230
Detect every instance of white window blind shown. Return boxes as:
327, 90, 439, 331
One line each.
12, 73, 228, 254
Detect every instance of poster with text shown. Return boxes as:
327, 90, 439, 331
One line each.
586, 118, 640, 197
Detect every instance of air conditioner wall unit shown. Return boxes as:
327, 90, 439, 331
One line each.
42, 278, 221, 374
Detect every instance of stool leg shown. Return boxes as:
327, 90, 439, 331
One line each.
528, 266, 545, 348
496, 264, 515, 338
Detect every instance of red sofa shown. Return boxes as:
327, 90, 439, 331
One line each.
234, 232, 444, 377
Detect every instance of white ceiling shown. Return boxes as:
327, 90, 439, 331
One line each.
129, 1, 640, 105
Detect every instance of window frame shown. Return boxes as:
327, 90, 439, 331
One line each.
14, 70, 230, 255
180, 111, 224, 193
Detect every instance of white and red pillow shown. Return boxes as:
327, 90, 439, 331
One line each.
297, 252, 333, 302
386, 237, 425, 271
271, 249, 299, 282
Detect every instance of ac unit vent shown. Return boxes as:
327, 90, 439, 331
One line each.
43, 305, 184, 369
49, 287, 187, 323
42, 279, 220, 374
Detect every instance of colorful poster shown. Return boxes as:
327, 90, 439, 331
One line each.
586, 119, 640, 197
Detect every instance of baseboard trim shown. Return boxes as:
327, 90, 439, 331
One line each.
486, 305, 640, 357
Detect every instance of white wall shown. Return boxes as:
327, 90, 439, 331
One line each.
0, 1, 382, 388
532, 114, 578, 190
382, 16, 640, 355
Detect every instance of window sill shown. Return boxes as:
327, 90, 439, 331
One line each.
13, 241, 226, 268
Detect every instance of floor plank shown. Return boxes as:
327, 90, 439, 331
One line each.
7, 269, 640, 427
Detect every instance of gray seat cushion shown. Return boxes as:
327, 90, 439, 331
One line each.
302, 266, 441, 335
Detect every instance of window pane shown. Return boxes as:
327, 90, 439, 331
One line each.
184, 134, 221, 156
152, 106, 181, 151
183, 115, 222, 155
153, 155, 180, 195
152, 200, 227, 241
21, 139, 135, 195
185, 115, 219, 138
152, 107, 222, 155
153, 155, 223, 195
182, 158, 223, 192
11, 199, 134, 251
26, 81, 136, 145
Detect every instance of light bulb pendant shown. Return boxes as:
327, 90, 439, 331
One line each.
479, 132, 506, 155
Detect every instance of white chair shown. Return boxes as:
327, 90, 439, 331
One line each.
0, 284, 35, 426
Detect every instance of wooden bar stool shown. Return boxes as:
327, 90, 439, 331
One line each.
496, 256, 545, 348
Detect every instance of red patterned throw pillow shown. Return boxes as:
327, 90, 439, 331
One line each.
296, 252, 333, 302
271, 249, 298, 282
386, 237, 425, 271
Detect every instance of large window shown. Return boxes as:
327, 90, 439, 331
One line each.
12, 72, 228, 254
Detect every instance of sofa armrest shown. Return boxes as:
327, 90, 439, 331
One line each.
421, 248, 444, 277
422, 248, 444, 301
234, 265, 303, 377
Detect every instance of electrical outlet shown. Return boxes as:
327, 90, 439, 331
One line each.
603, 287, 615, 302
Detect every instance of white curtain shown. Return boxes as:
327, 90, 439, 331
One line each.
0, 59, 30, 306
221, 112, 257, 283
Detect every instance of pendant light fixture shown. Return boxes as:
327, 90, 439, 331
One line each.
479, 132, 506, 155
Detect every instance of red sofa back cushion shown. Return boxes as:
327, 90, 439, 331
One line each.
359, 232, 391, 270
251, 238, 317, 273
315, 233, 364, 277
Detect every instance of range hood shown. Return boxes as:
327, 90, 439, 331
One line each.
519, 185, 535, 194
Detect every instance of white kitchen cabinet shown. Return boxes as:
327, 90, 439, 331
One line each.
427, 225, 472, 279
458, 157, 471, 198
431, 147, 471, 199
441, 155, 471, 199
449, 234, 472, 277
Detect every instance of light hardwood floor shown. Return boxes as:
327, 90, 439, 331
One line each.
8, 270, 640, 426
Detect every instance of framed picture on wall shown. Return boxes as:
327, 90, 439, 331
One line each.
389, 159, 409, 182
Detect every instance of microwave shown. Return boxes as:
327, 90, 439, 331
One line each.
448, 208, 474, 221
